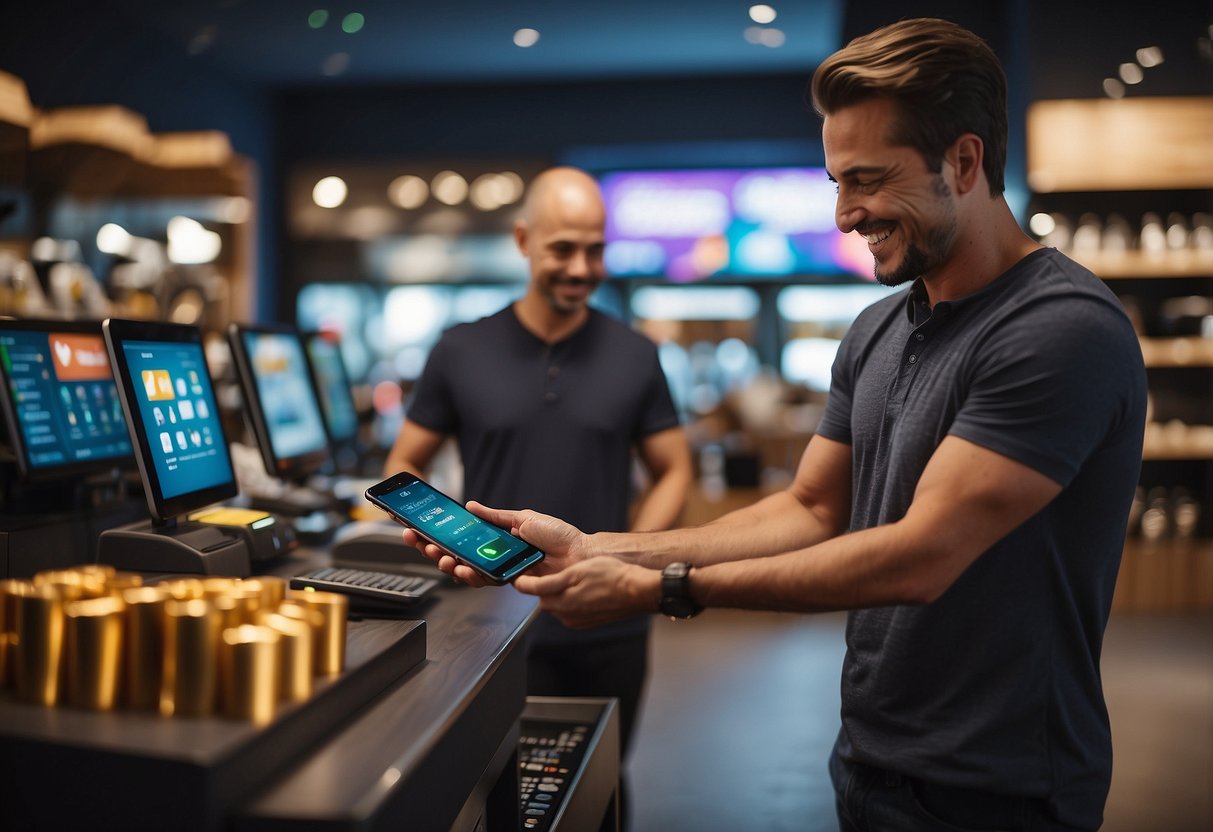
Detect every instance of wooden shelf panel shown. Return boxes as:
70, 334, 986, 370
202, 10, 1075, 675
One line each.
1139, 337, 1213, 368
1028, 97, 1213, 192
1072, 250, 1213, 279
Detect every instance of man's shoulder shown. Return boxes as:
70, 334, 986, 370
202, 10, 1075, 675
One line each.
437, 306, 515, 345
587, 309, 659, 351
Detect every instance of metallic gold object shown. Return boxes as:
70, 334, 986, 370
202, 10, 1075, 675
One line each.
161, 598, 219, 717
285, 588, 348, 676
247, 576, 287, 609
64, 595, 125, 710
200, 577, 240, 599
263, 612, 313, 702
162, 578, 206, 601
219, 624, 280, 724
121, 585, 171, 710
0, 578, 33, 690
13, 583, 65, 706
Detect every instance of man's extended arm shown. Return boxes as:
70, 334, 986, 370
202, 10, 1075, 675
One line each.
510, 435, 1062, 627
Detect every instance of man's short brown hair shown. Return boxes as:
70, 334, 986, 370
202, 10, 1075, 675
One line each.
811, 18, 1008, 196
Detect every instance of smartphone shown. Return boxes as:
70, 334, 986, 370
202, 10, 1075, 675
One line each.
365, 471, 545, 584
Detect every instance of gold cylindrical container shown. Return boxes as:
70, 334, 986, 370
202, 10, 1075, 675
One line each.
161, 598, 219, 717
200, 577, 240, 599
262, 612, 313, 702
106, 571, 145, 593
72, 564, 117, 585
247, 576, 287, 610
64, 595, 126, 711
0, 579, 32, 690
162, 578, 206, 601
220, 624, 280, 724
285, 589, 348, 676
13, 584, 65, 706
122, 585, 171, 710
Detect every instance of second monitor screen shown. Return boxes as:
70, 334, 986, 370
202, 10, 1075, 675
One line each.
240, 330, 329, 473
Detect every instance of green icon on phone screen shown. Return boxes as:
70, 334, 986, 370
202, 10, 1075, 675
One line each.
477, 537, 509, 560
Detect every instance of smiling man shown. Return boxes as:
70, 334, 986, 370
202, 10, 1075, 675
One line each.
385, 165, 693, 827
407, 19, 1148, 832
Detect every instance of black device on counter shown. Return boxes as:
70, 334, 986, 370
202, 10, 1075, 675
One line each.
365, 471, 544, 585
98, 318, 261, 575
289, 565, 438, 616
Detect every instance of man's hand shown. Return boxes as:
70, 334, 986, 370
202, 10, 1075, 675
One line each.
513, 557, 661, 629
400, 501, 589, 588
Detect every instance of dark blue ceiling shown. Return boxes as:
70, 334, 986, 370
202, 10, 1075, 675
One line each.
101, 0, 844, 86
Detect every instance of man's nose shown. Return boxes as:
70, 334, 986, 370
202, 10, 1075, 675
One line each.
835, 192, 865, 234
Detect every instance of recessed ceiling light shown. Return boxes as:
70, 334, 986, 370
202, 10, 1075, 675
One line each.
514, 28, 540, 48
749, 5, 777, 25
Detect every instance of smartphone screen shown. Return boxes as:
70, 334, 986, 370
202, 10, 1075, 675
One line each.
366, 473, 544, 583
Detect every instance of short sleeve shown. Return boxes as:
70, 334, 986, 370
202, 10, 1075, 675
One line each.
949, 296, 1145, 487
404, 334, 458, 434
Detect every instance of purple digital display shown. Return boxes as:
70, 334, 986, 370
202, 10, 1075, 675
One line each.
600, 168, 876, 282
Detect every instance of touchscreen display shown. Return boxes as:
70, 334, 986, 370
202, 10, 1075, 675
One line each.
241, 330, 329, 464
119, 339, 233, 500
0, 328, 132, 471
304, 334, 359, 444
375, 479, 532, 570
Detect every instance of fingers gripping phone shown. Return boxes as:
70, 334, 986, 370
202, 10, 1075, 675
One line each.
365, 472, 544, 585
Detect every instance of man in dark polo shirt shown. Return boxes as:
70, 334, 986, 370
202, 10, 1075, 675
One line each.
408, 20, 1148, 832
385, 166, 693, 821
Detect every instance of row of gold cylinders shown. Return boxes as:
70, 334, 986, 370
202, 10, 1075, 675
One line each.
0, 565, 349, 725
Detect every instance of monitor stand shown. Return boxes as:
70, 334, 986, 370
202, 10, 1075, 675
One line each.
97, 516, 252, 577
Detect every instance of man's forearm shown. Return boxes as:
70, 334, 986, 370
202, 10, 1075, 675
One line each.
602, 487, 841, 570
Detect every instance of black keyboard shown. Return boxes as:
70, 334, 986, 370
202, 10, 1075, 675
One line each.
290, 566, 439, 614
518, 720, 592, 831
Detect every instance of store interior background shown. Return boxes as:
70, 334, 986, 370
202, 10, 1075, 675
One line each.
1, 1, 1210, 829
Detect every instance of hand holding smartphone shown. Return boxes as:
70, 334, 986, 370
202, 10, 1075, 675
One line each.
365, 472, 545, 585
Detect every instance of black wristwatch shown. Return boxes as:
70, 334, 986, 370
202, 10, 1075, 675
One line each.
659, 562, 703, 620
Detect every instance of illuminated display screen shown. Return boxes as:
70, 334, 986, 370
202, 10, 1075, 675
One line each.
119, 339, 233, 501
0, 324, 132, 477
600, 167, 876, 281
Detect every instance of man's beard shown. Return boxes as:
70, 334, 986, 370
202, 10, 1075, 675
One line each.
874, 179, 956, 287
545, 277, 601, 314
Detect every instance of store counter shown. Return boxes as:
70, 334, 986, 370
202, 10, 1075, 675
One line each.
0, 549, 544, 832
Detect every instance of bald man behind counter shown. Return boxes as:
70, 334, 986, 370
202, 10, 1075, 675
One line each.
383, 166, 693, 800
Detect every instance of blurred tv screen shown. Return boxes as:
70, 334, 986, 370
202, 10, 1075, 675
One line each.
600, 167, 875, 281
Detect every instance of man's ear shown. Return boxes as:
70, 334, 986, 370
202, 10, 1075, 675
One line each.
949, 133, 985, 196
514, 219, 529, 255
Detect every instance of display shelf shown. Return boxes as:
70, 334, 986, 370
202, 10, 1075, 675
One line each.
1139, 337, 1213, 368
1072, 250, 1213, 279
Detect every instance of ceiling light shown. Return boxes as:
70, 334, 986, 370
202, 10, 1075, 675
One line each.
749, 5, 777, 25
1118, 62, 1144, 85
432, 171, 468, 206
388, 174, 428, 209
1102, 78, 1125, 99
514, 28, 540, 48
1135, 46, 1164, 67
312, 176, 348, 208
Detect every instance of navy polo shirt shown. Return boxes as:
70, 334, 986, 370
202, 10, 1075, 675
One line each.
817, 248, 1147, 828
407, 305, 681, 642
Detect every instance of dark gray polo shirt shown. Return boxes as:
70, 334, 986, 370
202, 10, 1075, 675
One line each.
407, 305, 681, 643
817, 248, 1147, 828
